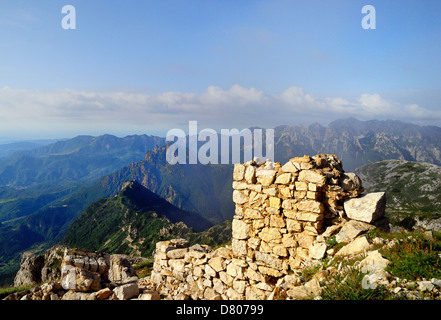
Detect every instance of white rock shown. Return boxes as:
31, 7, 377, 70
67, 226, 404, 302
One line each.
113, 283, 139, 300
335, 220, 375, 243
281, 161, 299, 173
309, 242, 327, 260
343, 192, 386, 223
335, 236, 371, 257
233, 163, 246, 181
359, 250, 390, 273
418, 281, 435, 292
232, 190, 248, 204
138, 290, 161, 300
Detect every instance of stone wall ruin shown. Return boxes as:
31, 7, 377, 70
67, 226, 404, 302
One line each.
150, 154, 389, 300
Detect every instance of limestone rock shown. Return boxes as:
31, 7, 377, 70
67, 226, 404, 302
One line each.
281, 161, 299, 173
96, 288, 113, 300
256, 168, 276, 186
309, 242, 327, 260
166, 248, 188, 259
418, 281, 435, 292
298, 170, 326, 185
245, 165, 256, 184
339, 172, 363, 193
113, 282, 139, 300
14, 253, 44, 287
41, 246, 65, 283
138, 290, 161, 300
344, 192, 386, 223
108, 255, 137, 283
233, 163, 245, 181
361, 270, 391, 290
232, 190, 248, 204
259, 227, 282, 243
62, 290, 95, 300
335, 236, 371, 257
286, 279, 321, 300
296, 200, 325, 214
232, 219, 251, 240
335, 220, 375, 243
359, 250, 390, 274
275, 173, 292, 184
75, 269, 102, 292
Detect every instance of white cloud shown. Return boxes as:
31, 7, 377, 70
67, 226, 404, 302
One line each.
358, 93, 396, 114
0, 85, 439, 138
277, 86, 319, 109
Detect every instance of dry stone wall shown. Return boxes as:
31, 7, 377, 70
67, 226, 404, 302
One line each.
150, 154, 389, 300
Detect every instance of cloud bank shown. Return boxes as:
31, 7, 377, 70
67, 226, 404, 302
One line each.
0, 85, 439, 138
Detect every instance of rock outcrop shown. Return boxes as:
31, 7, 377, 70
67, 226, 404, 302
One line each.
6, 246, 153, 300
13, 253, 44, 287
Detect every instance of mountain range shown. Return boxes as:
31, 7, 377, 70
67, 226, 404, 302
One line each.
2, 117, 441, 285
274, 117, 441, 171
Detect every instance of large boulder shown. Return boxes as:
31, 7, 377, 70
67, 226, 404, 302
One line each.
343, 192, 386, 223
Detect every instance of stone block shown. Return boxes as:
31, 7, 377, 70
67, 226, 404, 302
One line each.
233, 163, 245, 181
232, 219, 252, 240
113, 283, 139, 300
343, 192, 386, 223
275, 173, 291, 184
259, 227, 282, 243
298, 170, 326, 185
232, 190, 248, 204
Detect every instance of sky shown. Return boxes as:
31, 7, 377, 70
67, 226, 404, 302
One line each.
0, 0, 440, 139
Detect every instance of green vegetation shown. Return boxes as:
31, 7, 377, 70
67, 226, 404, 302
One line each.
133, 260, 154, 278
61, 181, 230, 258
306, 230, 441, 300
0, 285, 33, 300
380, 231, 441, 280
0, 141, 233, 285
321, 268, 390, 300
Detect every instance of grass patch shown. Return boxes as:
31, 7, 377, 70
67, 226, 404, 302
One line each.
134, 259, 154, 278
301, 263, 322, 282
320, 268, 390, 300
0, 285, 33, 299
380, 231, 441, 280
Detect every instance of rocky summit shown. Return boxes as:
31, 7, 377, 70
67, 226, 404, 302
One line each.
4, 154, 441, 300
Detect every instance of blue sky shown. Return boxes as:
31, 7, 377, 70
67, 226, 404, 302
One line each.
0, 0, 440, 138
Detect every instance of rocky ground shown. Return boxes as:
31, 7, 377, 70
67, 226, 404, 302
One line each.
3, 229, 441, 300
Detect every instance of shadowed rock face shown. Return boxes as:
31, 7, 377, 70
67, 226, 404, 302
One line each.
14, 253, 44, 287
